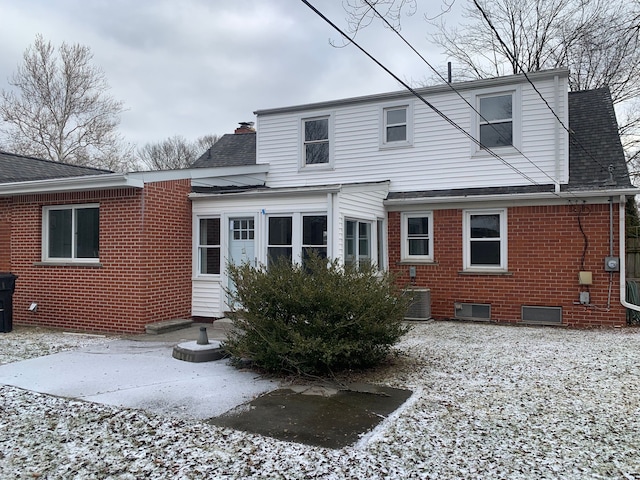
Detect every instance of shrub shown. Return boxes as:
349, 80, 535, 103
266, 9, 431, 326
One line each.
224, 253, 411, 376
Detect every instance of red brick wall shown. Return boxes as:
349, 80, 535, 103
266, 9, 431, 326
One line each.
388, 203, 627, 328
0, 198, 10, 271
139, 179, 192, 325
7, 180, 192, 334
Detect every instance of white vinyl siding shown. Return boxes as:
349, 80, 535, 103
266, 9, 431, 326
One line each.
256, 73, 568, 191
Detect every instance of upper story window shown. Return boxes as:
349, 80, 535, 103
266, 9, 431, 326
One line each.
303, 117, 330, 165
43, 204, 99, 262
401, 212, 433, 262
380, 103, 413, 148
463, 209, 508, 271
478, 92, 515, 149
198, 218, 221, 275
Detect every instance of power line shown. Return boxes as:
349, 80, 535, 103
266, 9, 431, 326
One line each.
300, 0, 543, 187
362, 0, 564, 189
471, 0, 612, 175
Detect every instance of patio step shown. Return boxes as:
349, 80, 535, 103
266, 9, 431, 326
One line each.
145, 318, 193, 335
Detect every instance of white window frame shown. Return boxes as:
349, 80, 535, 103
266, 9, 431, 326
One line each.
299, 113, 334, 170
197, 216, 221, 276
463, 208, 508, 271
471, 86, 521, 156
42, 203, 100, 263
379, 102, 413, 149
266, 212, 328, 265
401, 212, 434, 262
344, 218, 374, 269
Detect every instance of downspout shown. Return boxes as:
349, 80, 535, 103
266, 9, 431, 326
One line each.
554, 74, 561, 193
619, 195, 640, 312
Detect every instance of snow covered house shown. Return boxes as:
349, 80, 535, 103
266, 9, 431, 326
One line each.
0, 68, 637, 332
190, 69, 638, 328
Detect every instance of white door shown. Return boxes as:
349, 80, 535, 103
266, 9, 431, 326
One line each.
229, 217, 256, 266
227, 217, 256, 301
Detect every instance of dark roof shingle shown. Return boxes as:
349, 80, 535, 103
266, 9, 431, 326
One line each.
191, 133, 256, 168
0, 151, 112, 183
566, 87, 632, 190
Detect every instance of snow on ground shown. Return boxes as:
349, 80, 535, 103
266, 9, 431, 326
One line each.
1, 322, 640, 479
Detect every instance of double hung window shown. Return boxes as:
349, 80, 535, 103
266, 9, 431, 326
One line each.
198, 218, 221, 275
43, 204, 99, 262
401, 212, 433, 261
268, 217, 293, 265
345, 219, 371, 268
302, 215, 328, 261
479, 93, 513, 149
463, 209, 507, 270
303, 117, 330, 165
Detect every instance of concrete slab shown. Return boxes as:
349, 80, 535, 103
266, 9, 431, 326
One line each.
210, 384, 413, 449
0, 339, 277, 420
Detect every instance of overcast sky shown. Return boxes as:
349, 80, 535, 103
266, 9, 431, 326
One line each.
0, 1, 460, 149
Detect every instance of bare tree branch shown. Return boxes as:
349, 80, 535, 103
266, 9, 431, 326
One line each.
137, 134, 220, 171
0, 34, 130, 171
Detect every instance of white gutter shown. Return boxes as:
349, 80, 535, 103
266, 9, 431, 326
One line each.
189, 184, 344, 200
0, 173, 144, 196
0, 164, 271, 197
384, 188, 640, 207
619, 195, 640, 312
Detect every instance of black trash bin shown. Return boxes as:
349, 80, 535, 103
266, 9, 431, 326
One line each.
0, 273, 18, 333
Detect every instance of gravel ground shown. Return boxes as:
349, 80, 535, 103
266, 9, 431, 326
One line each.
1, 322, 640, 479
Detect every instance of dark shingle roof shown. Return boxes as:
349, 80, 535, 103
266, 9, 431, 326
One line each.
566, 87, 632, 190
0, 151, 112, 183
388, 87, 632, 201
191, 133, 256, 168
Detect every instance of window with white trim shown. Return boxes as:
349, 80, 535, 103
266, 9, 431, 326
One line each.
385, 107, 407, 142
302, 215, 327, 261
463, 209, 507, 270
401, 212, 433, 261
268, 216, 293, 265
345, 219, 372, 268
380, 104, 413, 148
303, 117, 330, 165
198, 218, 221, 275
478, 93, 513, 149
43, 204, 99, 262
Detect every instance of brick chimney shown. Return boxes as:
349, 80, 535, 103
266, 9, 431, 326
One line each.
235, 121, 255, 134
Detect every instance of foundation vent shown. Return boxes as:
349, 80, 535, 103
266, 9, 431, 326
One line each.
454, 302, 491, 320
521, 306, 562, 325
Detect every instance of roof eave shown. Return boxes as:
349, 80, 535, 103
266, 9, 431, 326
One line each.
0, 173, 144, 197
383, 187, 640, 207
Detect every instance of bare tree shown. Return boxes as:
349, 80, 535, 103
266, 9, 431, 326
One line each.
138, 134, 220, 170
0, 34, 133, 171
343, 0, 640, 180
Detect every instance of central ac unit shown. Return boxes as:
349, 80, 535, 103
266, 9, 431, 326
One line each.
404, 288, 431, 321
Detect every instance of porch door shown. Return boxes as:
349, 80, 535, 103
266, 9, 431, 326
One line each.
227, 217, 256, 298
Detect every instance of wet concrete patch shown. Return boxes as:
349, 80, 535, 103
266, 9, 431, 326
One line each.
209, 383, 413, 449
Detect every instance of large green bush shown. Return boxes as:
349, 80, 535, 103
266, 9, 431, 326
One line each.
224, 254, 411, 376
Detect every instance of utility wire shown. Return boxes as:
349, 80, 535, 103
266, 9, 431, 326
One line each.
362, 0, 564, 189
300, 0, 542, 187
472, 0, 613, 175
